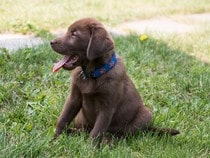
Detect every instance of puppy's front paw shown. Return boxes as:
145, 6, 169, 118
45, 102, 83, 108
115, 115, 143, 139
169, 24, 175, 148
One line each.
66, 128, 83, 135
49, 134, 58, 143
50, 128, 62, 142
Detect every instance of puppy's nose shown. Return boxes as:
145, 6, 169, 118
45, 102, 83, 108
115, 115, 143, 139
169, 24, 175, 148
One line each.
50, 39, 57, 45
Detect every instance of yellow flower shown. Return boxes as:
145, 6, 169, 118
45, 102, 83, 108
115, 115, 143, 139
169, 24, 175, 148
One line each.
139, 34, 148, 41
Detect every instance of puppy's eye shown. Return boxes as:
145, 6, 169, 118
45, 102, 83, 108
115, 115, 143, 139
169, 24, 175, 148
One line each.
71, 30, 77, 36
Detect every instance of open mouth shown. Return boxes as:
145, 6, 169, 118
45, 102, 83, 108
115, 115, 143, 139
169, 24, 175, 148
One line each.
53, 54, 79, 73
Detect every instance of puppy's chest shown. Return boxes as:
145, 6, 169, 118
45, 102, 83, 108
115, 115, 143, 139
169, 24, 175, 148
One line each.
72, 69, 98, 94
82, 93, 109, 121
72, 73, 104, 94
75, 78, 98, 94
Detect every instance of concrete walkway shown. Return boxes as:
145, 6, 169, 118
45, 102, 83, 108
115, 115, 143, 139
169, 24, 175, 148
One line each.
0, 34, 43, 52
111, 13, 210, 35
111, 18, 195, 35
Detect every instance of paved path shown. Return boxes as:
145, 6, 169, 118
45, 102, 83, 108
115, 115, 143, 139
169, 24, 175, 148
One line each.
111, 19, 195, 35
111, 13, 210, 35
0, 34, 43, 52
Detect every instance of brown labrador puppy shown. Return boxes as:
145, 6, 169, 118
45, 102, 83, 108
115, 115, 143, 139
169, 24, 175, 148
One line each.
50, 18, 179, 140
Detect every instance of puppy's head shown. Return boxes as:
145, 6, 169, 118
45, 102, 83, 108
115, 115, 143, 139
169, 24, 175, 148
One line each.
50, 18, 114, 71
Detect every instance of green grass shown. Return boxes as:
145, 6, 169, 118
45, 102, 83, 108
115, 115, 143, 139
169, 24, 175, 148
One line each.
1, 0, 210, 33
0, 35, 210, 157
1, 0, 210, 157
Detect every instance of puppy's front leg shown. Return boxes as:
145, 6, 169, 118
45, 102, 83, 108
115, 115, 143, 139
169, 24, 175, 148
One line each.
55, 84, 82, 137
90, 109, 114, 139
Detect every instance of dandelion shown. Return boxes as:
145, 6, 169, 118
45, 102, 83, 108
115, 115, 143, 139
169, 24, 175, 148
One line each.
139, 34, 148, 41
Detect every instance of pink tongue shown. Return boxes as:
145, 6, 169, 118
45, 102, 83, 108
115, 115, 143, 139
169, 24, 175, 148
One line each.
53, 56, 70, 73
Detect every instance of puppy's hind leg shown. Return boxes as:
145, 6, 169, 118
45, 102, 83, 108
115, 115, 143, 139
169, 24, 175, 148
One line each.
126, 106, 152, 134
128, 106, 180, 136
73, 109, 91, 133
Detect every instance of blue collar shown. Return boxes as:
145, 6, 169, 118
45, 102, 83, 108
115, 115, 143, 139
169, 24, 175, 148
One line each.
81, 53, 117, 79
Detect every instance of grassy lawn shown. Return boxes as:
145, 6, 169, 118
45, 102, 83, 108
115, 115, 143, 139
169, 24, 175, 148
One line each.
1, 0, 210, 33
0, 1, 210, 158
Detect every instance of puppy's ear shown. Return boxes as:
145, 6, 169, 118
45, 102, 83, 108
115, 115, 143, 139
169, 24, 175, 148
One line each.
87, 25, 114, 61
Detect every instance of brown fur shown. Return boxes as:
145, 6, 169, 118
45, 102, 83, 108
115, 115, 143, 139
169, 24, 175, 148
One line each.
50, 18, 179, 140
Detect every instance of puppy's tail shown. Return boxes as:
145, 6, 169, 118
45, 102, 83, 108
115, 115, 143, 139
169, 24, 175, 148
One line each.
146, 127, 180, 136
